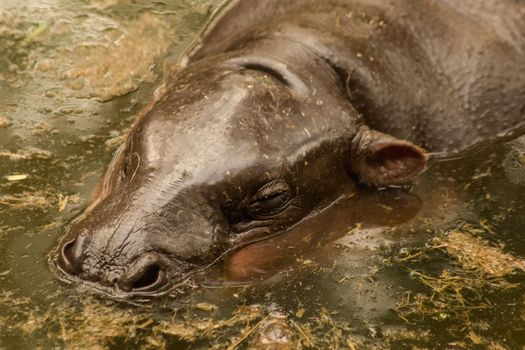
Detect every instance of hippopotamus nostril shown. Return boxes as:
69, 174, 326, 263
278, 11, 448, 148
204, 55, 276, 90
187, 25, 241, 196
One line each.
131, 264, 162, 290
58, 235, 91, 275
117, 253, 168, 293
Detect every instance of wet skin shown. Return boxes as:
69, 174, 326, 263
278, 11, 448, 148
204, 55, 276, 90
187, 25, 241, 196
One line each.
55, 0, 525, 297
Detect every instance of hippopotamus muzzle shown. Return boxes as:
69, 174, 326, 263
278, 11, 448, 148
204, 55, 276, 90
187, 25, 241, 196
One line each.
60, 234, 183, 294
60, 241, 189, 295
56, 158, 233, 296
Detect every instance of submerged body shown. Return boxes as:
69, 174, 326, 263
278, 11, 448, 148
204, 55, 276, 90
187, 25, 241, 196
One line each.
55, 0, 525, 297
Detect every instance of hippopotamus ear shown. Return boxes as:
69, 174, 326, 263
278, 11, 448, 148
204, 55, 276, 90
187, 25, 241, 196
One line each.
350, 127, 428, 187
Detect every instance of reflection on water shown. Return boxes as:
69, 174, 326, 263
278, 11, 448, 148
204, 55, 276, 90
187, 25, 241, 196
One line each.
1, 1, 524, 349
203, 188, 423, 284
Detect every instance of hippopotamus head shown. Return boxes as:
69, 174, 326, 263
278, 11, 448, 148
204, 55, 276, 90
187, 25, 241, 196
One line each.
55, 41, 427, 297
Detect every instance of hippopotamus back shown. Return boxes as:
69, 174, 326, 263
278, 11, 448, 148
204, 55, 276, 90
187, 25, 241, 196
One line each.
190, 0, 525, 154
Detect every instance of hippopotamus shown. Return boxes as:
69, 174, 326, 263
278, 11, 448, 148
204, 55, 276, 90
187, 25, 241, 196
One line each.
54, 0, 525, 297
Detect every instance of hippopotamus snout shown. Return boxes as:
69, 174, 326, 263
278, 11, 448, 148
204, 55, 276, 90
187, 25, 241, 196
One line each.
56, 183, 229, 296
59, 236, 174, 293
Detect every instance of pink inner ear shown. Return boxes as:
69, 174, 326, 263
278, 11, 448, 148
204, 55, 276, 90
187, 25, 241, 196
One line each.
376, 145, 424, 172
368, 143, 426, 184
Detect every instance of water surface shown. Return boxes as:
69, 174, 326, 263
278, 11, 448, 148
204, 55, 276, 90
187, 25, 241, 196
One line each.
1, 1, 524, 349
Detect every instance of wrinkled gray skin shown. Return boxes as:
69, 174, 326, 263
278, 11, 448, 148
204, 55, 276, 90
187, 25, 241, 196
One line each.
55, 0, 525, 297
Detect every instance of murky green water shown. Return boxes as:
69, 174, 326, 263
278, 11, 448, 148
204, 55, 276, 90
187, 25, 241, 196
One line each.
1, 1, 524, 349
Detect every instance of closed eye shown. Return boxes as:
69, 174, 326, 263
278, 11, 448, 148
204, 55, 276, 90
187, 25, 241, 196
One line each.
248, 180, 292, 216
250, 181, 289, 203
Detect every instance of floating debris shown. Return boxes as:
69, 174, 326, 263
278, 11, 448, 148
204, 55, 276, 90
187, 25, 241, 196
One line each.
0, 148, 52, 160
194, 302, 219, 312
5, 174, 29, 181
60, 12, 173, 101
0, 115, 11, 128
394, 222, 521, 344
57, 194, 69, 212
20, 21, 48, 46
437, 229, 525, 277
0, 191, 57, 209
